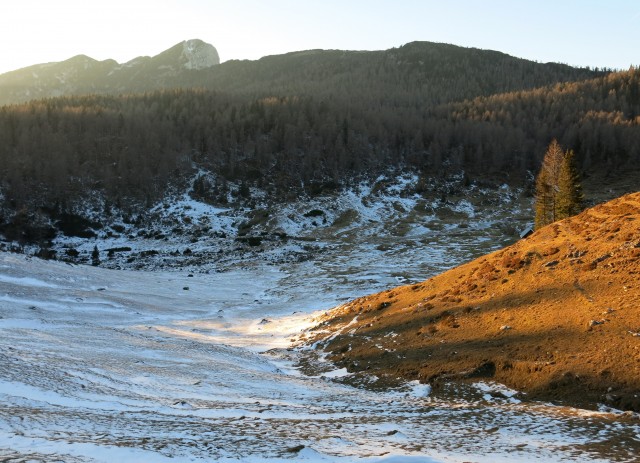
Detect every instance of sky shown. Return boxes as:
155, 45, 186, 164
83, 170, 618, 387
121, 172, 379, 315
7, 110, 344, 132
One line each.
1, 0, 638, 75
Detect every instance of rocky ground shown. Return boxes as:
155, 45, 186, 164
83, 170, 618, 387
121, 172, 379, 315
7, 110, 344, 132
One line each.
306, 192, 640, 411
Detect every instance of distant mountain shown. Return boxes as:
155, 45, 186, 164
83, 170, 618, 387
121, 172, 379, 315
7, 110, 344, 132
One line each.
0, 40, 600, 107
0, 39, 219, 105
1, 40, 638, 251
205, 42, 604, 104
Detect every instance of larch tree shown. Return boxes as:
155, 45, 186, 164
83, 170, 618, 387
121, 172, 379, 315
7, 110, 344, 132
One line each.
534, 169, 552, 230
534, 139, 564, 229
534, 140, 583, 229
556, 148, 584, 219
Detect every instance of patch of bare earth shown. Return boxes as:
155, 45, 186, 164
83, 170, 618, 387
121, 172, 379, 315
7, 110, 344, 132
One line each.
306, 192, 640, 411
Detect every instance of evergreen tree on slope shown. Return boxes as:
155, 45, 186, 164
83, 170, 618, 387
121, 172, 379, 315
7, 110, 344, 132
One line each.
556, 148, 584, 219
534, 139, 584, 229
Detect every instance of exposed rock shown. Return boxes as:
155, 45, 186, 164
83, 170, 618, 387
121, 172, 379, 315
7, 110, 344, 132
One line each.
285, 444, 306, 453
180, 39, 220, 70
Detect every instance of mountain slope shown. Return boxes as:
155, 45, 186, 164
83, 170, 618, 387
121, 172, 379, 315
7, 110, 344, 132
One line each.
201, 41, 602, 104
307, 192, 640, 411
0, 69, 638, 243
0, 40, 600, 106
0, 41, 636, 252
0, 39, 219, 105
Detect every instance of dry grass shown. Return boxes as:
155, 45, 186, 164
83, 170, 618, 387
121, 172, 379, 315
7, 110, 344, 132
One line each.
308, 192, 640, 411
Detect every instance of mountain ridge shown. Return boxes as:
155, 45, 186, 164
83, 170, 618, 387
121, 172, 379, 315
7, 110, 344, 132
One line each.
0, 40, 601, 107
0, 39, 220, 105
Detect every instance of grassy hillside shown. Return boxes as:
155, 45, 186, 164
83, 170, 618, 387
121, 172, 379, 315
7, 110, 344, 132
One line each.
307, 192, 640, 411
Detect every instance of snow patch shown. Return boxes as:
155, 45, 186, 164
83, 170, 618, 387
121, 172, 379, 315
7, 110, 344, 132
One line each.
407, 380, 432, 397
0, 274, 58, 288
321, 368, 350, 379
474, 381, 522, 404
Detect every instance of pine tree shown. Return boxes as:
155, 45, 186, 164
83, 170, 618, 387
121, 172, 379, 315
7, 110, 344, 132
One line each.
556, 149, 584, 219
534, 140, 583, 229
91, 245, 100, 266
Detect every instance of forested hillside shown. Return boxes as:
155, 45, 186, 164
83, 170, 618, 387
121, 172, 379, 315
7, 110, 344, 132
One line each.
0, 41, 602, 107
428, 69, 640, 174
201, 41, 603, 104
0, 42, 638, 245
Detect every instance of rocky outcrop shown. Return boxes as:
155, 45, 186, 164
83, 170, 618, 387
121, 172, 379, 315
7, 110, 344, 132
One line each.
180, 39, 220, 69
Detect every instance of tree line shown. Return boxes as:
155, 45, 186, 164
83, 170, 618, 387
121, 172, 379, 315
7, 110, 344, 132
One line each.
434, 68, 640, 176
0, 64, 638, 243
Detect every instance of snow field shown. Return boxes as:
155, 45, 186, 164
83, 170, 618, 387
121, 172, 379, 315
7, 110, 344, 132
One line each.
1, 174, 638, 462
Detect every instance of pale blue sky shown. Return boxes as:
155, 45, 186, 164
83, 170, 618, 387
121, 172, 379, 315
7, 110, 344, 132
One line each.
1, 0, 638, 74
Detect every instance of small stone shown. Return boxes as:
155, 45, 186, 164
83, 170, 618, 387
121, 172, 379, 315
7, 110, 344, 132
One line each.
605, 393, 620, 403
499, 325, 512, 331
285, 444, 306, 453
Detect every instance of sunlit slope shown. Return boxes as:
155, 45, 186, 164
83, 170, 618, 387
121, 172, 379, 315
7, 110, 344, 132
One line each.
308, 192, 640, 411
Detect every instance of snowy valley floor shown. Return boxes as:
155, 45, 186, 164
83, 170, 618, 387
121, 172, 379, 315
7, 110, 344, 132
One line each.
1, 179, 639, 462
1, 252, 639, 463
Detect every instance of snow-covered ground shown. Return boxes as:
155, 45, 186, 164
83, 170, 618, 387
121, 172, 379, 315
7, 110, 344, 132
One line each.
37, 172, 529, 279
1, 176, 639, 462
1, 253, 638, 463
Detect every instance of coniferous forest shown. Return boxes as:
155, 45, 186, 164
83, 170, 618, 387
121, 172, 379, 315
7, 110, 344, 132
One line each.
0, 42, 638, 241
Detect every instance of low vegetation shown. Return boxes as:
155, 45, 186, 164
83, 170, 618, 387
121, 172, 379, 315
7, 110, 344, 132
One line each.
306, 192, 640, 411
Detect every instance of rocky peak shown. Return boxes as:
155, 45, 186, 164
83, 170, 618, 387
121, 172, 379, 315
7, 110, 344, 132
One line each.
180, 39, 220, 69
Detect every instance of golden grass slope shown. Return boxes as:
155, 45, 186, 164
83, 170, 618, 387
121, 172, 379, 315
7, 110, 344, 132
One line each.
308, 192, 640, 410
